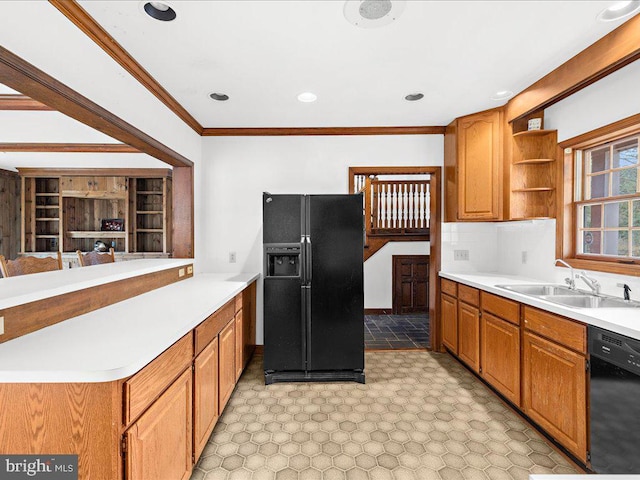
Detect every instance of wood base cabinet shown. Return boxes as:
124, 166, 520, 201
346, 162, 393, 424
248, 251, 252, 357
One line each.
193, 337, 219, 460
522, 331, 587, 461
219, 320, 236, 415
441, 293, 458, 354
457, 302, 480, 373
480, 313, 520, 405
125, 369, 193, 480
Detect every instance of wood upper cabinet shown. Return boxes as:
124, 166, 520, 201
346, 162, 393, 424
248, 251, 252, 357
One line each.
457, 300, 480, 373
193, 337, 219, 461
60, 176, 128, 198
441, 293, 458, 354
235, 308, 244, 381
445, 108, 503, 221
522, 331, 587, 461
125, 368, 193, 480
481, 312, 520, 406
218, 320, 236, 415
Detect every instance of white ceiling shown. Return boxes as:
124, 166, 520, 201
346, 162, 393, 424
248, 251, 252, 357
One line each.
77, 0, 632, 128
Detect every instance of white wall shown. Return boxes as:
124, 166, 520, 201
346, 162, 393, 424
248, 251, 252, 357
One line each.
441, 222, 499, 273
364, 241, 430, 309
200, 134, 443, 342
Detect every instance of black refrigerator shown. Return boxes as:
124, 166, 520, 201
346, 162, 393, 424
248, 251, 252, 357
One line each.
263, 193, 365, 384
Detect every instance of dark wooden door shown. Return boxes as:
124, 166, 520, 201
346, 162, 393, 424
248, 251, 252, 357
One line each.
392, 255, 429, 314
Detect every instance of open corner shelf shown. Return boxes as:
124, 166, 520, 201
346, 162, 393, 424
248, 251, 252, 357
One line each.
512, 187, 555, 193
512, 129, 556, 138
513, 158, 555, 165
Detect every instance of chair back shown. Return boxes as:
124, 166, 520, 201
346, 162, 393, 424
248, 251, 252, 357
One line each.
77, 248, 115, 267
0, 252, 63, 278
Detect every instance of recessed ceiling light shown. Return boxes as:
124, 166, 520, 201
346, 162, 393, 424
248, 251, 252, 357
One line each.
405, 93, 424, 101
490, 90, 514, 101
209, 93, 229, 101
597, 1, 640, 21
344, 0, 406, 29
297, 92, 317, 103
143, 1, 176, 21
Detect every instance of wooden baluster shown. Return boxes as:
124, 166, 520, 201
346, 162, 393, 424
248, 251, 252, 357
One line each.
425, 182, 430, 229
364, 176, 372, 237
408, 183, 414, 229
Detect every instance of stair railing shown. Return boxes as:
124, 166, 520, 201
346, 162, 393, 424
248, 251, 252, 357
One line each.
368, 179, 430, 235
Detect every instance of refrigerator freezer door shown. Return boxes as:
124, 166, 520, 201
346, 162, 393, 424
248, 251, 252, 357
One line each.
307, 194, 364, 371
263, 194, 303, 244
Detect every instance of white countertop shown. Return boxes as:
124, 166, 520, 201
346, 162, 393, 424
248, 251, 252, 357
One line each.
0, 272, 260, 383
0, 258, 193, 310
440, 272, 640, 340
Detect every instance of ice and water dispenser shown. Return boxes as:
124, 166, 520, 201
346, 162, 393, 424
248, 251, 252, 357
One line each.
265, 245, 301, 277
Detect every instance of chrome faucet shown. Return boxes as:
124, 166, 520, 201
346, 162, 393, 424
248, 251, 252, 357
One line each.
577, 271, 601, 295
555, 259, 576, 290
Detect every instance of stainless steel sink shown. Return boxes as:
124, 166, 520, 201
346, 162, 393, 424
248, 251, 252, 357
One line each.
496, 284, 583, 296
539, 294, 640, 309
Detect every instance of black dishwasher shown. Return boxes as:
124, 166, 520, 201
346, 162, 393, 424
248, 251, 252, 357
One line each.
589, 326, 640, 473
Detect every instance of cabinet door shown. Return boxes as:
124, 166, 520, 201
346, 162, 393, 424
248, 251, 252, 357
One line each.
481, 313, 520, 405
193, 337, 219, 461
458, 302, 480, 373
125, 369, 192, 480
60, 176, 127, 199
522, 332, 587, 461
235, 309, 243, 381
218, 320, 236, 415
441, 293, 458, 354
457, 110, 501, 220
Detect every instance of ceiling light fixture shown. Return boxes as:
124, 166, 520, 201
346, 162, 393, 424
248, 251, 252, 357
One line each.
297, 92, 317, 103
209, 93, 229, 101
405, 93, 424, 101
344, 0, 406, 29
143, 1, 177, 21
597, 0, 640, 21
490, 90, 514, 101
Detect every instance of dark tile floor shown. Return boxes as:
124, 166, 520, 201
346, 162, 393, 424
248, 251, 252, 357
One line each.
364, 313, 429, 350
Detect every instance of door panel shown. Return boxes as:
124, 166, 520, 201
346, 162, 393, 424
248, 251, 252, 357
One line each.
441, 293, 458, 354
393, 255, 429, 314
308, 195, 364, 371
458, 301, 480, 373
263, 279, 304, 371
263, 194, 302, 244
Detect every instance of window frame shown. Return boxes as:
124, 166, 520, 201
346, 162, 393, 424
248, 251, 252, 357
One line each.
557, 113, 640, 275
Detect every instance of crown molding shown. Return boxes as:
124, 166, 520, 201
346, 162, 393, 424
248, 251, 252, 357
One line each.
0, 94, 53, 111
201, 126, 446, 136
0, 143, 140, 153
49, 0, 204, 135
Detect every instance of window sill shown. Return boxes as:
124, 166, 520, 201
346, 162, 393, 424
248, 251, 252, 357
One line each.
562, 257, 640, 277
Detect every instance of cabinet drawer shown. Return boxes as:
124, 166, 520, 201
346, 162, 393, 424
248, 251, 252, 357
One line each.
235, 293, 243, 313
523, 306, 586, 354
124, 332, 193, 425
441, 278, 457, 297
481, 292, 520, 325
195, 299, 235, 355
458, 284, 479, 307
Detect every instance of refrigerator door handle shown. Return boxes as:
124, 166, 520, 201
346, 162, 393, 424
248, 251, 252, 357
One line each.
301, 284, 308, 369
306, 235, 312, 284
306, 285, 312, 370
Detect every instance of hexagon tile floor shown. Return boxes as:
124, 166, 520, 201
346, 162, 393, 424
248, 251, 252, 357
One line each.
190, 351, 577, 480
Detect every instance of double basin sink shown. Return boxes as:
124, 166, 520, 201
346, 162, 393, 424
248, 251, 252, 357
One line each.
496, 284, 640, 309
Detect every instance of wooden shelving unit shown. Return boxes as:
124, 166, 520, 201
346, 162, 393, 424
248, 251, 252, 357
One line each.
509, 126, 558, 220
20, 169, 172, 255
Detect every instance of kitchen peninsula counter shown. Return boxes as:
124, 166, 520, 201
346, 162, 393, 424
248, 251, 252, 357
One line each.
0, 272, 259, 383
440, 271, 640, 340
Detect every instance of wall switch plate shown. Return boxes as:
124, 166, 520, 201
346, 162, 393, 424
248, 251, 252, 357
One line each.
229, 252, 237, 263
178, 268, 185, 277
521, 251, 528, 264
187, 265, 193, 275
0, 316, 4, 335
453, 250, 469, 261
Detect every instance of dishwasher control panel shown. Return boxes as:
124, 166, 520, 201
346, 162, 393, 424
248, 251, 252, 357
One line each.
589, 326, 640, 376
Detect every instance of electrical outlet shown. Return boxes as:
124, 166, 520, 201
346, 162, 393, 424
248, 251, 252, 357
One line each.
0, 316, 4, 335
187, 265, 193, 275
178, 268, 185, 277
521, 251, 528, 264
229, 252, 237, 263
453, 250, 469, 261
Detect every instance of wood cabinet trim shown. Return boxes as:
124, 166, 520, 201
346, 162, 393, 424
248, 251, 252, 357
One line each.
124, 333, 193, 426
441, 278, 457, 297
458, 284, 479, 307
481, 291, 520, 325
195, 299, 236, 355
523, 306, 587, 354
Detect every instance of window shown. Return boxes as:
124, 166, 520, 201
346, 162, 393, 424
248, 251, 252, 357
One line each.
576, 135, 640, 260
